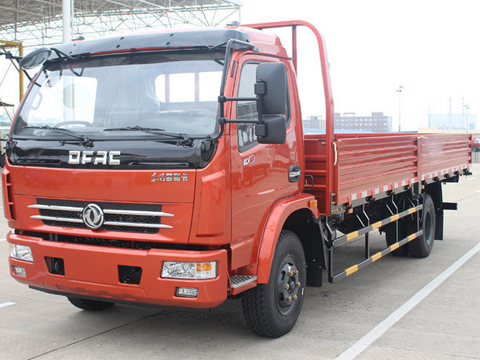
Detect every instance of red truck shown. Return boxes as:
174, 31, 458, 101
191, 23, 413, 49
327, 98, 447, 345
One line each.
4, 21, 472, 338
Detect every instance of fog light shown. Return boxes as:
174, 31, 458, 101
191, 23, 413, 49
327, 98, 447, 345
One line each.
161, 261, 217, 279
176, 287, 199, 298
9, 244, 33, 262
12, 266, 26, 277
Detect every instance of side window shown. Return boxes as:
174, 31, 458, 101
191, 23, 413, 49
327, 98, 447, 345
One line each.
236, 62, 291, 153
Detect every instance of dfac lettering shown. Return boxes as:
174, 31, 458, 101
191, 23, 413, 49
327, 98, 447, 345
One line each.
68, 151, 121, 165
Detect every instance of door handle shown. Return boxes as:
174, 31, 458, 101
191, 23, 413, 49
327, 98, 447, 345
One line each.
288, 165, 302, 183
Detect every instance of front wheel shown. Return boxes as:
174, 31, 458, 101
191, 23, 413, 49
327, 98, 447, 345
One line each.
242, 230, 306, 338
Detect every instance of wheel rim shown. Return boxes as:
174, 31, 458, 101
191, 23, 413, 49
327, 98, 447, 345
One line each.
275, 255, 301, 316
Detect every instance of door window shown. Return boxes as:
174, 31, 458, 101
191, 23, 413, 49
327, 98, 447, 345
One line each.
236, 62, 290, 152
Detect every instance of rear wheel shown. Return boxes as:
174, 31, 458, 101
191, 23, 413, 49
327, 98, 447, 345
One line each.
67, 297, 115, 311
385, 221, 410, 257
242, 230, 306, 338
409, 194, 436, 258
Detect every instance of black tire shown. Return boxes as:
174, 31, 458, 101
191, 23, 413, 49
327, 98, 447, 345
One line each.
67, 297, 115, 311
385, 221, 410, 257
409, 194, 436, 258
242, 230, 306, 338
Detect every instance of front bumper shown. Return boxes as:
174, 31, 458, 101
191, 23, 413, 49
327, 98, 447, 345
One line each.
8, 232, 228, 308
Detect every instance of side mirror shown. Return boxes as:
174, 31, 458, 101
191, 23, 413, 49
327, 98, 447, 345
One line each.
254, 63, 287, 144
19, 47, 52, 70
255, 115, 287, 144
255, 62, 287, 115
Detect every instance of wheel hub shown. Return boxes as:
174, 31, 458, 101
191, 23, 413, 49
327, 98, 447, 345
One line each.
276, 262, 301, 315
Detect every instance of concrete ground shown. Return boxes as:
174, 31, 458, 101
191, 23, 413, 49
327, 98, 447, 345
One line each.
0, 164, 479, 360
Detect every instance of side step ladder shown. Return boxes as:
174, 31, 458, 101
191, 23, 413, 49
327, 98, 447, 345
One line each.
328, 205, 423, 283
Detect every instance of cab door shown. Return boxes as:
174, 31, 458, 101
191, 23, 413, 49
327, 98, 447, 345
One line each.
230, 57, 301, 270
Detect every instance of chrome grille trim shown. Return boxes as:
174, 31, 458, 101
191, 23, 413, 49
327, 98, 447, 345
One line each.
103, 209, 174, 217
28, 204, 174, 218
31, 215, 84, 223
28, 204, 84, 212
29, 200, 174, 233
103, 221, 173, 229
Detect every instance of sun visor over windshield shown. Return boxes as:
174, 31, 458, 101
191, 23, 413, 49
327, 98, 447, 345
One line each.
48, 29, 251, 59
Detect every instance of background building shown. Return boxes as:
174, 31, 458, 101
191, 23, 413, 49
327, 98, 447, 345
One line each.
303, 112, 393, 133
303, 115, 325, 130
334, 112, 392, 132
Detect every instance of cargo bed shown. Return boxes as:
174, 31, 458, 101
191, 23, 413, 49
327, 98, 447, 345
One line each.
304, 133, 472, 214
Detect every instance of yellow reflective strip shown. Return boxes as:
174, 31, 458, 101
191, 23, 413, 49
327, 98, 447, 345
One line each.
371, 221, 382, 230
371, 252, 382, 262
346, 231, 359, 241
345, 265, 359, 276
408, 207, 416, 214
391, 214, 400, 221
407, 234, 416, 241
390, 243, 400, 251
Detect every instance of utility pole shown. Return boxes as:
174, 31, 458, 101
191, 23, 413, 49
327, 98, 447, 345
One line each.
63, 0, 73, 43
462, 97, 469, 133
396, 85, 403, 132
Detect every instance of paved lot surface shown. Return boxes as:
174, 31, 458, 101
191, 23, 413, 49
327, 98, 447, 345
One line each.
1, 164, 479, 360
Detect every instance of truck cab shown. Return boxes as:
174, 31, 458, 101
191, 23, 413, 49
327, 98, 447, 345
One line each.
5, 25, 316, 336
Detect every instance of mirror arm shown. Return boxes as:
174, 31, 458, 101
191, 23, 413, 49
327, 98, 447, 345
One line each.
1, 50, 33, 81
2, 51, 22, 63
50, 48, 75, 62
207, 123, 225, 142
219, 117, 259, 125
211, 38, 258, 142
219, 39, 258, 97
23, 70, 33, 82
217, 95, 260, 125
219, 95, 257, 103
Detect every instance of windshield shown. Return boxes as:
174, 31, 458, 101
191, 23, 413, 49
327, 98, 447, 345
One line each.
13, 51, 224, 139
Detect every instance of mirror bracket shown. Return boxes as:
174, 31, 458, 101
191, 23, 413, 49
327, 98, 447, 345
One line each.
254, 82, 266, 96
255, 124, 267, 137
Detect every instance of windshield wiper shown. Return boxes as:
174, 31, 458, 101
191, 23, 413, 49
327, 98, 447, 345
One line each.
104, 125, 165, 132
20, 125, 91, 144
104, 126, 194, 146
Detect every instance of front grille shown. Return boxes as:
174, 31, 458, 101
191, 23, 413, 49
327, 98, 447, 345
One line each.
29, 199, 173, 234
21, 231, 207, 251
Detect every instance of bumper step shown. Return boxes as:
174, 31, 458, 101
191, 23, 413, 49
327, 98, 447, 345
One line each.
229, 275, 257, 295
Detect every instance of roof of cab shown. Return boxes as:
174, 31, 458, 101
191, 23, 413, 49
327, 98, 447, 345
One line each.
47, 25, 287, 59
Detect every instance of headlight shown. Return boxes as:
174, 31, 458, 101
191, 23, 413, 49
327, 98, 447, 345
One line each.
9, 244, 34, 262
161, 261, 217, 279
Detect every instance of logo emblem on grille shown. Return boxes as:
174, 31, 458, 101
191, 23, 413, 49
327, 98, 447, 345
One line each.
82, 204, 104, 230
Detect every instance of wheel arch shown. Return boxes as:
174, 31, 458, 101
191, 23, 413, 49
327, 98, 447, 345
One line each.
256, 194, 324, 286
283, 209, 326, 287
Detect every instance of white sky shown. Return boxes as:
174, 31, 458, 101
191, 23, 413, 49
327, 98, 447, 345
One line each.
2, 0, 479, 130
240, 0, 480, 130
